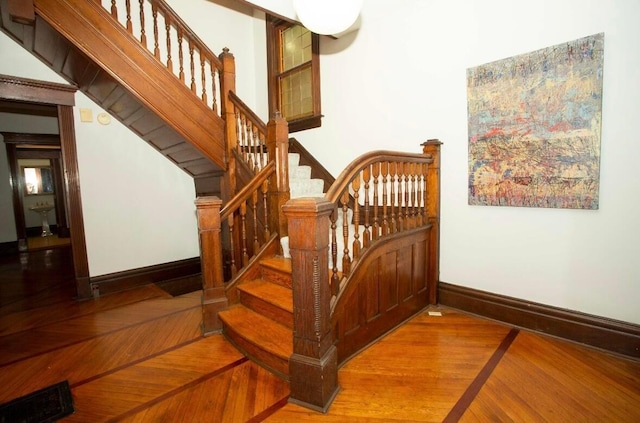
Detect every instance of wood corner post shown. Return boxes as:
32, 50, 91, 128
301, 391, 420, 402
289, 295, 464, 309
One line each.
267, 112, 290, 240
195, 196, 228, 336
219, 48, 237, 197
421, 139, 442, 304
282, 197, 339, 413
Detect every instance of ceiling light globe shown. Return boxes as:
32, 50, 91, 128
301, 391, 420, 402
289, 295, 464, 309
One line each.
292, 0, 364, 35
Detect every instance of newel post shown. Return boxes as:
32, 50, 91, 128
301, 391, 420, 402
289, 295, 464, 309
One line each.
422, 139, 442, 304
219, 48, 237, 198
283, 198, 339, 413
195, 196, 228, 336
267, 112, 290, 240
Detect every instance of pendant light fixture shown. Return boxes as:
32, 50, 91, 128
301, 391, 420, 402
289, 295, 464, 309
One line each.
292, 0, 364, 35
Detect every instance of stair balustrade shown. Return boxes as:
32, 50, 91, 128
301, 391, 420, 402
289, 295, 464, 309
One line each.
98, 0, 223, 118
283, 140, 442, 411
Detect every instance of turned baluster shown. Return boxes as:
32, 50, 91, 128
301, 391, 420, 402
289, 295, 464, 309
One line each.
189, 40, 196, 93
409, 162, 417, 229
165, 14, 173, 72
330, 208, 339, 293
227, 214, 237, 277
397, 162, 405, 232
351, 176, 361, 260
138, 0, 146, 47
381, 161, 389, 236
417, 163, 427, 226
125, 0, 132, 33
177, 28, 185, 82
390, 162, 397, 233
341, 191, 351, 276
210, 67, 217, 113
362, 165, 371, 248
240, 202, 249, 267
371, 163, 380, 241
110, 0, 118, 19
261, 179, 270, 239
258, 132, 266, 169
252, 190, 260, 252
152, 3, 160, 59
200, 56, 207, 104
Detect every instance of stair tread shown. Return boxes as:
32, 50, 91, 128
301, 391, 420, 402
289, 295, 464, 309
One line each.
239, 280, 292, 312
219, 306, 292, 359
260, 256, 292, 273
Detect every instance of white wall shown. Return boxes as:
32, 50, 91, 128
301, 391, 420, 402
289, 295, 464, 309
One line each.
290, 0, 640, 325
0, 29, 194, 276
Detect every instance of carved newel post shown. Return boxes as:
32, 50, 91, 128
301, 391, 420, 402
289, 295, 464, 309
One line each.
266, 111, 290, 241
282, 197, 339, 412
195, 196, 228, 336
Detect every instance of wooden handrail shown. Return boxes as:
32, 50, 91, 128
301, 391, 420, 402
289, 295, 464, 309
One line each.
325, 150, 434, 202
221, 161, 274, 221
228, 91, 267, 135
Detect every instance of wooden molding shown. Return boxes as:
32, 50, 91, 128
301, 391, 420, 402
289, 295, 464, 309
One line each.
90, 257, 202, 296
438, 282, 640, 359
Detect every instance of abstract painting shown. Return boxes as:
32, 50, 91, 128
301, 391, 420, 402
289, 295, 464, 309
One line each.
467, 33, 604, 209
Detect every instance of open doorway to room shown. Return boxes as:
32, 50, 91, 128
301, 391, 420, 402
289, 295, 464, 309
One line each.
0, 74, 91, 299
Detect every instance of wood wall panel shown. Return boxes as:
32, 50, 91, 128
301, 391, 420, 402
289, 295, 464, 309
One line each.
333, 228, 432, 364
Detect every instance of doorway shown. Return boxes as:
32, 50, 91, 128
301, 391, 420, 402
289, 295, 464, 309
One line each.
3, 131, 71, 251
0, 74, 91, 299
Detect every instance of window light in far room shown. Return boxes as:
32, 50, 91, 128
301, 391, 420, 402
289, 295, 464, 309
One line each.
292, 0, 364, 35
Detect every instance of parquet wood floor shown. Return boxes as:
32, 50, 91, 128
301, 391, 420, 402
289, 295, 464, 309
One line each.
1, 247, 638, 422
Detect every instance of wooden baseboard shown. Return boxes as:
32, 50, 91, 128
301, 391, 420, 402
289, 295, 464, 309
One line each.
0, 241, 19, 256
438, 282, 640, 359
90, 257, 201, 297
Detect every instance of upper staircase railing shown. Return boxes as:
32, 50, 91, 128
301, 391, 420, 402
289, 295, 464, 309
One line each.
97, 0, 223, 119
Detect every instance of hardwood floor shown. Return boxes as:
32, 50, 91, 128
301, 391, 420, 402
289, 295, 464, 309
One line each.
1, 247, 639, 422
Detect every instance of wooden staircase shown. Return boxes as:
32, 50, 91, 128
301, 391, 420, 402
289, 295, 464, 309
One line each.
0, 0, 227, 196
219, 257, 293, 380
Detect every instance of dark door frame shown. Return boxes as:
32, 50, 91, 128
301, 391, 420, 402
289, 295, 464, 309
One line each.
0, 73, 91, 299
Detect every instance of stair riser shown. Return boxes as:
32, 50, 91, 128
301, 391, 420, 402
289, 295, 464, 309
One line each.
260, 266, 292, 289
240, 291, 293, 329
222, 323, 289, 380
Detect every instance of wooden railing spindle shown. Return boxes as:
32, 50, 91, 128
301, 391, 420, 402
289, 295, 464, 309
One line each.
188, 40, 196, 93
210, 67, 217, 113
110, 0, 118, 19
381, 161, 389, 236
138, 0, 146, 47
341, 192, 351, 276
165, 15, 173, 71
200, 56, 207, 104
177, 28, 184, 82
125, 0, 132, 33
351, 176, 361, 260
152, 3, 160, 59
362, 166, 371, 248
